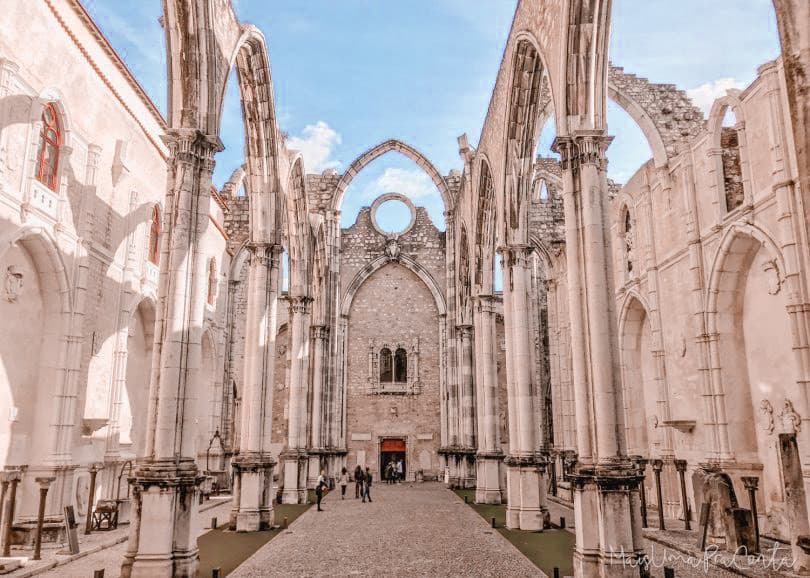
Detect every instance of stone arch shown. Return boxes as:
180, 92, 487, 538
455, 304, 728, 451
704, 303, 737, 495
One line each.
331, 139, 452, 212
121, 297, 156, 458
705, 223, 791, 461
607, 66, 704, 167
341, 255, 447, 318
197, 327, 220, 463
285, 155, 312, 295
617, 292, 655, 456
473, 156, 497, 293
0, 225, 72, 466
707, 92, 752, 213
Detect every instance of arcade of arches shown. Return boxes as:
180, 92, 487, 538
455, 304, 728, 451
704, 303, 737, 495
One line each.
1, 0, 810, 576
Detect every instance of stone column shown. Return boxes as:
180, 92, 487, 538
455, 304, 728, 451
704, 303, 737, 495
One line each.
307, 324, 330, 487
231, 243, 282, 532
501, 246, 547, 531
121, 129, 221, 578
281, 296, 312, 504
474, 295, 502, 504
555, 133, 646, 577
457, 324, 476, 488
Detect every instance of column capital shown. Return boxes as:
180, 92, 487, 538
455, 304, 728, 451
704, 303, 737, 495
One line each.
288, 295, 313, 315
496, 244, 533, 267
247, 242, 284, 266
741, 476, 759, 491
310, 324, 330, 340
456, 324, 474, 339
552, 131, 613, 171
162, 129, 224, 164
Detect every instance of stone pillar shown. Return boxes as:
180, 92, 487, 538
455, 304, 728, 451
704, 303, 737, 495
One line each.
231, 243, 282, 532
501, 246, 547, 531
308, 324, 329, 487
474, 295, 502, 504
555, 133, 646, 577
458, 324, 476, 447
281, 296, 312, 504
121, 129, 221, 578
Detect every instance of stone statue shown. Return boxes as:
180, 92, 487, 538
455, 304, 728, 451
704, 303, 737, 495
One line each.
4, 265, 23, 302
384, 238, 401, 261
778, 399, 801, 434
759, 399, 775, 434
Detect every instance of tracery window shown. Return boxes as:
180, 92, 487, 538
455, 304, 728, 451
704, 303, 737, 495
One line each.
148, 205, 161, 265
207, 257, 217, 305
380, 347, 393, 382
394, 348, 407, 382
36, 103, 61, 191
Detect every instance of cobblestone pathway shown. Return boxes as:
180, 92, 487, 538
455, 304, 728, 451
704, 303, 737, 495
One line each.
231, 482, 543, 577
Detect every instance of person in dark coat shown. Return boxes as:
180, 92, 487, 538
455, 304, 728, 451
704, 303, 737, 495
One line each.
315, 470, 326, 512
354, 464, 364, 499
362, 466, 373, 503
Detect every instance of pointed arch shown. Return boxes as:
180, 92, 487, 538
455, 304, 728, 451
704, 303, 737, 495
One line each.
341, 255, 447, 318
473, 156, 496, 293
332, 139, 452, 211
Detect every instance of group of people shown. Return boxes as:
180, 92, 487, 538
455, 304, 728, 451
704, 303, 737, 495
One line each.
384, 459, 404, 484
316, 465, 374, 511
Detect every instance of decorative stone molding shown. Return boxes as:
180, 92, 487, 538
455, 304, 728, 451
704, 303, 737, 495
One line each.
760, 399, 775, 434
366, 338, 421, 395
778, 399, 801, 434
762, 258, 782, 295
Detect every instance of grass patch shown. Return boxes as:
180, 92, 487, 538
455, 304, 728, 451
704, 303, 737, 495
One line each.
198, 502, 312, 576
454, 489, 574, 577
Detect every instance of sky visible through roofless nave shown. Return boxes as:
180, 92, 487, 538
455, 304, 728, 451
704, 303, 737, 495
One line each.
82, 0, 780, 232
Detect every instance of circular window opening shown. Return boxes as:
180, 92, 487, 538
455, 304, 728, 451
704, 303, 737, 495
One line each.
374, 198, 413, 234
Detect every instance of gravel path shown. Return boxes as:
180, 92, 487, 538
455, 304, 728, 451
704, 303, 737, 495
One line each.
231, 482, 544, 577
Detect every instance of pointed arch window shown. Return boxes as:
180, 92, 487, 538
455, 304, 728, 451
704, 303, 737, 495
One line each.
36, 102, 61, 191
394, 348, 408, 383
720, 107, 744, 212
207, 257, 217, 305
148, 205, 161, 265
380, 347, 393, 382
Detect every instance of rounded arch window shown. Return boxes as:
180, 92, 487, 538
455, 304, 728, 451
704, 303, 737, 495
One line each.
380, 347, 393, 382
394, 348, 408, 383
36, 102, 61, 191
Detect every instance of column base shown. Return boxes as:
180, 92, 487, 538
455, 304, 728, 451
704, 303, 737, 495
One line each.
505, 457, 549, 531
475, 454, 502, 504
571, 462, 647, 578
120, 459, 202, 578
231, 454, 275, 532
280, 452, 308, 504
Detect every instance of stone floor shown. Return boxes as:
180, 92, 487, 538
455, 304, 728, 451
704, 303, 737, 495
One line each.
231, 482, 543, 577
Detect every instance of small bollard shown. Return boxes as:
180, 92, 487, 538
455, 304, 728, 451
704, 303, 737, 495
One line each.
559, 516, 566, 529
210, 517, 217, 530
464, 495, 468, 504
94, 570, 105, 578
664, 567, 675, 578
491, 517, 496, 528
282, 516, 288, 529
553, 568, 560, 578
212, 568, 221, 578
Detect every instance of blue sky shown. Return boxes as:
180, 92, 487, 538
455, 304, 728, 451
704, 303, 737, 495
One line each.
83, 0, 780, 231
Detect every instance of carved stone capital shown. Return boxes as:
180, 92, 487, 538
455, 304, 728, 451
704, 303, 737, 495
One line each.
456, 324, 474, 340
310, 324, 330, 341
288, 295, 313, 315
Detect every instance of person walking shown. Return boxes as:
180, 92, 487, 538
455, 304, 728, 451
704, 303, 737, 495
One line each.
354, 464, 364, 499
339, 467, 349, 499
396, 459, 404, 483
315, 470, 326, 512
362, 466, 373, 503
385, 461, 394, 484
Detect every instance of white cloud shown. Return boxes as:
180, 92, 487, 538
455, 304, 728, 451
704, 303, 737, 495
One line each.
362, 168, 437, 201
286, 121, 342, 172
687, 78, 745, 115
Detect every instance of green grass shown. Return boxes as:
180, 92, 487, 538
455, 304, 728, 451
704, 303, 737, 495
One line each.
197, 502, 312, 577
454, 489, 574, 577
